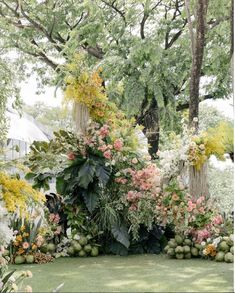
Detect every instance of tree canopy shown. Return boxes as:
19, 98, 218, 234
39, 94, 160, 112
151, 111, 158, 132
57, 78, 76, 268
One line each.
0, 0, 232, 152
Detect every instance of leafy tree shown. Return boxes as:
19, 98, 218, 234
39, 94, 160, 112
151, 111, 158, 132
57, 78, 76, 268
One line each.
23, 102, 73, 133
0, 57, 21, 150
0, 0, 232, 155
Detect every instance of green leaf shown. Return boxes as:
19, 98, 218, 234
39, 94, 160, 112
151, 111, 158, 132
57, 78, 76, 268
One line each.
95, 163, 111, 186
25, 172, 36, 180
56, 176, 66, 194
109, 241, 128, 256
81, 190, 99, 213
77, 159, 96, 189
111, 223, 130, 248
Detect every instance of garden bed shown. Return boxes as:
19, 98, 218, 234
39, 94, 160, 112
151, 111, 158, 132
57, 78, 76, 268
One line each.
10, 254, 233, 292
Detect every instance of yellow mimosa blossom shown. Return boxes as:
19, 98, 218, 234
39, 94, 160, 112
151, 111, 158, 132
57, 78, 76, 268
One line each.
0, 172, 45, 217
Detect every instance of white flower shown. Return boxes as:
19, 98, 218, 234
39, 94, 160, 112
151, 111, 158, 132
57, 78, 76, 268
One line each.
11, 283, 18, 292
24, 285, 33, 293
26, 270, 33, 278
201, 241, 206, 246
193, 117, 198, 122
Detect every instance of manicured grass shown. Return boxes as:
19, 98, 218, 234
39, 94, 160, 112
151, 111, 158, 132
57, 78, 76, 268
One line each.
11, 254, 233, 292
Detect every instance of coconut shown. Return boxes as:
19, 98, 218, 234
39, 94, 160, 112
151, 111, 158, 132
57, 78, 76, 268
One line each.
84, 244, 92, 253
194, 243, 202, 250
184, 253, 192, 259
219, 241, 230, 252
168, 240, 177, 249
226, 238, 233, 247
224, 252, 234, 263
25, 255, 34, 264
78, 250, 86, 257
183, 246, 191, 253
215, 251, 225, 262
40, 244, 48, 253
175, 253, 184, 259
175, 246, 184, 254
67, 246, 75, 256
79, 236, 88, 246
191, 247, 199, 257
184, 239, 192, 246
230, 246, 234, 254
15, 255, 25, 264
91, 247, 99, 257
175, 235, 184, 245
73, 242, 82, 252
47, 243, 56, 253
167, 248, 175, 257
164, 245, 169, 253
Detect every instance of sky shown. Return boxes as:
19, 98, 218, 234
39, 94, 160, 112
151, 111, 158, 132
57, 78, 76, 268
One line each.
20, 75, 234, 119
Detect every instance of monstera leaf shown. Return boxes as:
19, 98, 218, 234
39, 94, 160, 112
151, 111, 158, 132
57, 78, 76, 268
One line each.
95, 163, 111, 186
77, 159, 96, 189
111, 223, 130, 248
81, 189, 99, 213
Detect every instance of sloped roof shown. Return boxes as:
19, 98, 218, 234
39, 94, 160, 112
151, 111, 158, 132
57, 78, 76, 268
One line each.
6, 109, 49, 143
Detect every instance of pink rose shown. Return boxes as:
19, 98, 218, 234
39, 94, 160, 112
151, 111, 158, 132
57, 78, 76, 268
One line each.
113, 139, 123, 151
22, 242, 30, 249
99, 125, 109, 138
98, 144, 108, 152
103, 150, 112, 159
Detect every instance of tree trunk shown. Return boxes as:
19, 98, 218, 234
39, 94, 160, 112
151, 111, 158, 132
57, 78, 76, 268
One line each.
189, 163, 209, 200
136, 90, 160, 158
73, 102, 90, 134
186, 0, 209, 198
188, 0, 209, 129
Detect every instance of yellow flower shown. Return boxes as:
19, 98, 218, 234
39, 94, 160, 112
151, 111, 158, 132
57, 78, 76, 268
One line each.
0, 172, 45, 217
16, 235, 23, 242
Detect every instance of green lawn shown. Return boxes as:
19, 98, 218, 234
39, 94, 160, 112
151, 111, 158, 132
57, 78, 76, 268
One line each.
11, 254, 233, 292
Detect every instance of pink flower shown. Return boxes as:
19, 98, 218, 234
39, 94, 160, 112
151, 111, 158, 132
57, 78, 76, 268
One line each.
22, 242, 30, 249
199, 207, 205, 214
98, 144, 108, 152
131, 158, 138, 164
113, 139, 123, 151
129, 204, 138, 211
196, 196, 205, 205
36, 235, 44, 247
54, 226, 62, 235
103, 150, 112, 159
115, 178, 128, 184
99, 125, 109, 138
212, 215, 223, 225
67, 152, 75, 160
49, 213, 60, 224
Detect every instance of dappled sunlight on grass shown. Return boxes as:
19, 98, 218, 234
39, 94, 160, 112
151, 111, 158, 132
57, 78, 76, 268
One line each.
10, 255, 233, 292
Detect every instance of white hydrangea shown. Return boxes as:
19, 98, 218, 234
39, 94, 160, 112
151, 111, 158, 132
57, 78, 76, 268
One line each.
0, 200, 14, 248
208, 165, 233, 215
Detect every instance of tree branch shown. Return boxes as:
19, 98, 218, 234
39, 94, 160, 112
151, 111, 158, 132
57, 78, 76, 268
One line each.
19, 2, 63, 52
100, 0, 126, 25
176, 94, 214, 111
